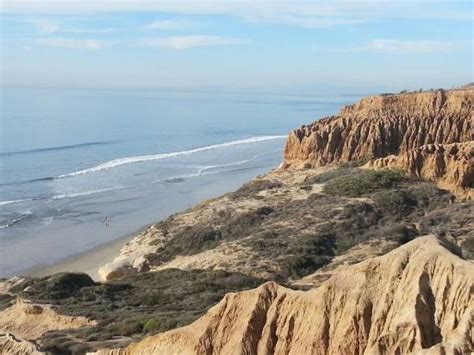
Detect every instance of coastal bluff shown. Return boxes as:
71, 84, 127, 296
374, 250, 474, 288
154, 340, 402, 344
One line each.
283, 88, 473, 198
2, 87, 473, 355
91, 236, 474, 355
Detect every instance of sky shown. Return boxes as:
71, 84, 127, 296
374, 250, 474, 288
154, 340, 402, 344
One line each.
0, 0, 472, 93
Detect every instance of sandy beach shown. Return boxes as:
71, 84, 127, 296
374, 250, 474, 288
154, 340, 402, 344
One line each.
11, 160, 282, 280
23, 232, 136, 280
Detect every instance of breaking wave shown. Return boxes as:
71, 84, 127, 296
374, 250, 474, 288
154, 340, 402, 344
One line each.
58, 136, 285, 178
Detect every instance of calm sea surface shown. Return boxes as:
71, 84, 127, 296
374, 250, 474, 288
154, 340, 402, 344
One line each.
0, 87, 362, 276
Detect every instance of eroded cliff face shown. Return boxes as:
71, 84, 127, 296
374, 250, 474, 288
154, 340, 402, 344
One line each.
284, 89, 473, 168
366, 141, 474, 200
283, 89, 473, 196
91, 235, 474, 355
0, 334, 44, 355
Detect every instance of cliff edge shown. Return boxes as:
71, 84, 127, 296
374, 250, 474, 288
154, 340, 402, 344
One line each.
283, 89, 473, 198
91, 235, 474, 355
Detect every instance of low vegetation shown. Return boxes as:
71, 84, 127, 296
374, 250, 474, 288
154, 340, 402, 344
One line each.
229, 179, 284, 199
10, 269, 263, 354
322, 169, 407, 197
143, 168, 458, 281
6, 167, 471, 355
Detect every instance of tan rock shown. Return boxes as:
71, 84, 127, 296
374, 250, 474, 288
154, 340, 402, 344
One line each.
90, 235, 474, 355
0, 298, 95, 340
0, 334, 44, 355
284, 89, 473, 168
366, 141, 474, 200
283, 89, 473, 197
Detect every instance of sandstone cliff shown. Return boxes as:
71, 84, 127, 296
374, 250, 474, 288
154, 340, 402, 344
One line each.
283, 89, 473, 197
0, 334, 44, 355
91, 235, 474, 355
0, 298, 95, 340
366, 141, 474, 200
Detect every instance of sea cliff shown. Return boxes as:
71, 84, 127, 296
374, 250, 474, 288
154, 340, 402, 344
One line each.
1, 87, 473, 355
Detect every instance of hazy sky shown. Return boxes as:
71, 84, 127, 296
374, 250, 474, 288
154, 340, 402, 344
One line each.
1, 0, 472, 92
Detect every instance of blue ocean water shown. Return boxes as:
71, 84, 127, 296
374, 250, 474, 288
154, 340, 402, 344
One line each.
0, 87, 362, 276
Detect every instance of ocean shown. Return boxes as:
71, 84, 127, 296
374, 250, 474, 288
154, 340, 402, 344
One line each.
0, 87, 362, 277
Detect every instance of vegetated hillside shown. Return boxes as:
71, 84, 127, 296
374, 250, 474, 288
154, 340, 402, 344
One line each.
92, 235, 474, 355
98, 167, 473, 284
1, 270, 263, 353
283, 88, 473, 198
1, 88, 473, 355
2, 167, 472, 354
367, 141, 473, 200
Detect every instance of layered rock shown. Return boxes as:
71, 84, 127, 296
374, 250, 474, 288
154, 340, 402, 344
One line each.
0, 334, 44, 355
283, 89, 473, 196
91, 235, 474, 355
284, 89, 473, 168
366, 141, 474, 199
0, 298, 95, 340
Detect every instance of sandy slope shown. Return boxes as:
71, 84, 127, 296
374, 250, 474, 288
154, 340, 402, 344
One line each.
91, 235, 473, 355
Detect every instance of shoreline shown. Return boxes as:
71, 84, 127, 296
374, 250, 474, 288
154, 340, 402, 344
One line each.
16, 163, 282, 281
21, 226, 147, 281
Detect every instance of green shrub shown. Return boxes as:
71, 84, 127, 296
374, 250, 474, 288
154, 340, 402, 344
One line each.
461, 238, 474, 253
0, 294, 14, 311
143, 318, 161, 333
371, 189, 416, 217
20, 269, 264, 353
304, 167, 357, 184
323, 169, 406, 197
230, 179, 283, 199
378, 224, 419, 244
146, 207, 275, 266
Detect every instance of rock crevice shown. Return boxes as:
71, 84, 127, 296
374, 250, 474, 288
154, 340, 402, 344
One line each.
283, 89, 473, 198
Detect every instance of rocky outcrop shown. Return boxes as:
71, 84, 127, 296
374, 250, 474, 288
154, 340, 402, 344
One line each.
0, 334, 44, 355
366, 141, 474, 200
0, 299, 95, 340
284, 89, 473, 168
283, 89, 473, 196
91, 235, 474, 355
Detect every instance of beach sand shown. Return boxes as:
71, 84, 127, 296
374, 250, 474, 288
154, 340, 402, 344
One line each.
23, 232, 135, 280
15, 164, 280, 281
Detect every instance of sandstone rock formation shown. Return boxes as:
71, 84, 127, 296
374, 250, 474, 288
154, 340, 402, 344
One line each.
284, 89, 473, 167
0, 334, 44, 355
366, 141, 474, 200
0, 298, 95, 340
91, 235, 474, 355
283, 89, 473, 197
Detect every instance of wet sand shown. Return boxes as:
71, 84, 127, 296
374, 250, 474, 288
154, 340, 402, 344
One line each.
24, 232, 136, 280
14, 163, 280, 280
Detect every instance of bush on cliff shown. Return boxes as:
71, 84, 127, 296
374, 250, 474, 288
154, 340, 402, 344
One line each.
11, 269, 263, 353
322, 169, 406, 197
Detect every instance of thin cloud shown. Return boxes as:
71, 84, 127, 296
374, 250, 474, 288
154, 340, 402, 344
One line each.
367, 39, 468, 54
35, 37, 107, 50
140, 35, 248, 50
65, 28, 118, 34
28, 18, 60, 33
3, 1, 470, 27
144, 19, 195, 31
312, 39, 469, 54
25, 18, 117, 34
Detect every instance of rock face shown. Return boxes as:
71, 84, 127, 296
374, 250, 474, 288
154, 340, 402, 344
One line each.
0, 334, 44, 355
0, 298, 95, 340
366, 141, 474, 200
91, 235, 474, 355
283, 89, 473, 196
284, 89, 473, 167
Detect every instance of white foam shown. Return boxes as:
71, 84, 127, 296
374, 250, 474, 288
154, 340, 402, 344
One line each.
58, 136, 286, 178
52, 187, 126, 200
155, 158, 255, 183
200, 158, 253, 172
0, 198, 33, 206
